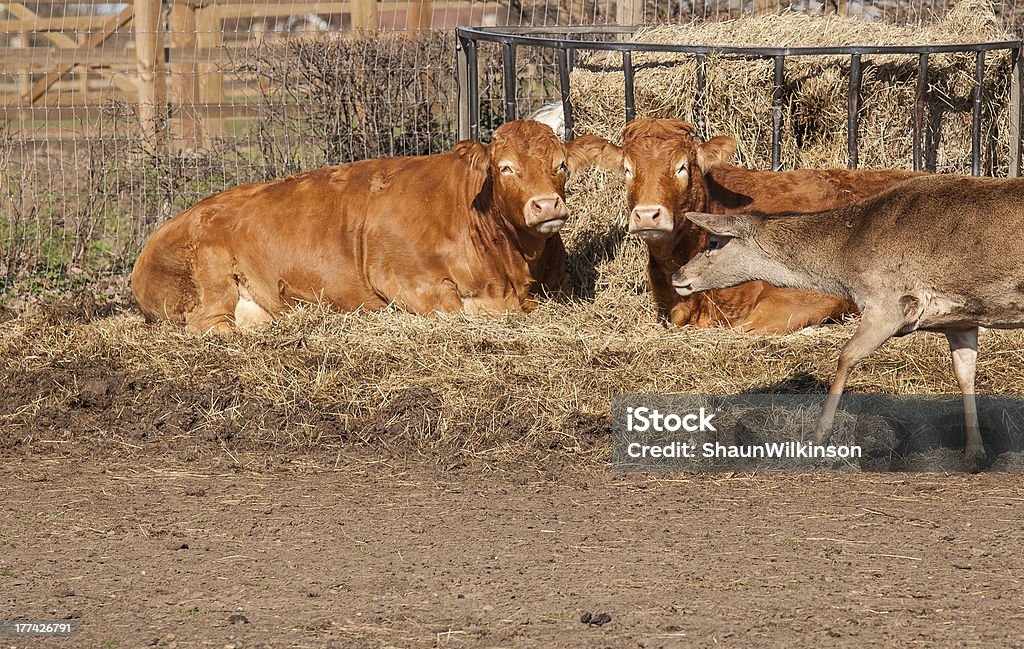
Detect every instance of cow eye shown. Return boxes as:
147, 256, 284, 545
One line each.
554, 160, 568, 175
624, 165, 633, 177
499, 163, 515, 175
676, 163, 688, 176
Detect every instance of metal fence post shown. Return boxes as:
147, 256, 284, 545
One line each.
1010, 47, 1022, 178
456, 33, 470, 141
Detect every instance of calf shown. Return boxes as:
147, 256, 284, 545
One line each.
131, 121, 615, 333
674, 174, 1024, 467
592, 118, 922, 332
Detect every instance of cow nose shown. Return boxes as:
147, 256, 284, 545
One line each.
630, 205, 669, 231
530, 196, 564, 217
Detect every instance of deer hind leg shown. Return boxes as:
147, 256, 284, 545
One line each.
816, 308, 906, 443
945, 327, 985, 469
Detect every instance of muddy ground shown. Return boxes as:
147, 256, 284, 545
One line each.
3, 459, 1024, 648
3, 299, 1024, 647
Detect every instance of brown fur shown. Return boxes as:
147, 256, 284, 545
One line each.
593, 118, 923, 333
131, 121, 609, 333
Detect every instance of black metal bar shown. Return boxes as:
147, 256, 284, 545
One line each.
557, 47, 575, 142
1015, 47, 1024, 177
623, 50, 635, 123
695, 53, 707, 140
466, 38, 479, 141
848, 53, 862, 170
972, 49, 985, 176
502, 42, 517, 122
913, 52, 928, 172
771, 55, 784, 171
565, 33, 575, 74
454, 26, 1024, 171
455, 26, 1020, 58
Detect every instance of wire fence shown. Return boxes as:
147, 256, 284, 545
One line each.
1, 0, 1022, 299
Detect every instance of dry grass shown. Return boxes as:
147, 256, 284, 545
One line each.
4, 297, 1024, 464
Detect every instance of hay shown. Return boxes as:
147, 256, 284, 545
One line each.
570, 0, 1012, 173
5, 301, 1024, 465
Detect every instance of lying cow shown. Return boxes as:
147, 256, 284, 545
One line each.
131, 121, 616, 333
590, 119, 922, 333
675, 174, 1024, 468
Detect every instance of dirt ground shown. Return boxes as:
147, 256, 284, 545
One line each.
3, 458, 1024, 649
4, 300, 1024, 647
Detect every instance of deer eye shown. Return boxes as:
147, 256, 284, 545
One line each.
706, 235, 727, 251
708, 235, 733, 249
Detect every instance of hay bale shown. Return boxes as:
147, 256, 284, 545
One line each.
570, 0, 1012, 174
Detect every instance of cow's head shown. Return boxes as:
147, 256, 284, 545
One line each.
619, 119, 738, 244
454, 120, 621, 238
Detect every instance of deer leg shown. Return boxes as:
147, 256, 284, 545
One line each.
946, 327, 985, 468
815, 310, 903, 443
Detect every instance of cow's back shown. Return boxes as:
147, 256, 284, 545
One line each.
705, 165, 924, 215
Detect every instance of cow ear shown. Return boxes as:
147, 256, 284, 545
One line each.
685, 211, 751, 237
695, 135, 738, 172
452, 140, 489, 174
565, 135, 623, 173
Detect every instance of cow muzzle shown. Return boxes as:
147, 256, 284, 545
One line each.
526, 195, 569, 234
672, 270, 696, 297
629, 205, 673, 241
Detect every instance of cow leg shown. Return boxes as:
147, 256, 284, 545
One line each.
744, 290, 849, 334
946, 327, 985, 468
815, 310, 903, 443
185, 246, 240, 335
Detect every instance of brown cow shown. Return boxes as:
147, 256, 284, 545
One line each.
590, 119, 924, 333
131, 121, 616, 333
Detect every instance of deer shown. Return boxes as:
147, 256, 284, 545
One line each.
672, 174, 1024, 469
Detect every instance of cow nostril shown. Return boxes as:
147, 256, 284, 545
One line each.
531, 200, 543, 214
632, 208, 660, 223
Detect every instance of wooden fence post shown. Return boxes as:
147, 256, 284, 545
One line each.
616, 0, 644, 26
134, 0, 165, 149
352, 0, 379, 31
195, 3, 225, 139
168, 2, 207, 152
406, 0, 433, 34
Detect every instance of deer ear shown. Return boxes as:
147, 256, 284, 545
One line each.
565, 135, 623, 173
695, 135, 738, 172
685, 212, 752, 237
452, 140, 488, 174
